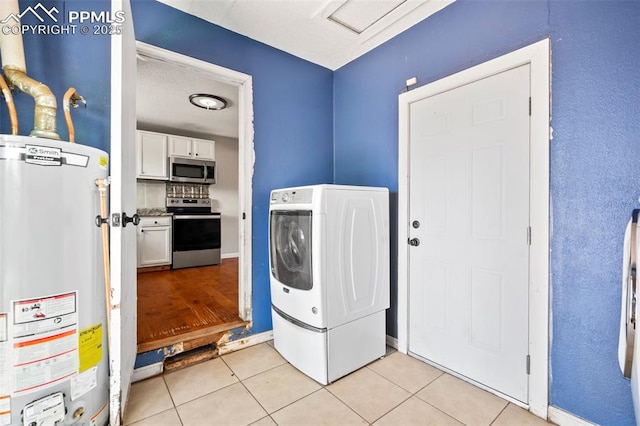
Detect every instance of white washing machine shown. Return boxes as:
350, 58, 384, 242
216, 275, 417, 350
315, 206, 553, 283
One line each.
269, 184, 390, 384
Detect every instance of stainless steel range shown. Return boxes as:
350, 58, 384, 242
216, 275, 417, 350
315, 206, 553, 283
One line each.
166, 197, 221, 269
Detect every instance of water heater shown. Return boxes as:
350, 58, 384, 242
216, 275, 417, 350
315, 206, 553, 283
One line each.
0, 135, 109, 426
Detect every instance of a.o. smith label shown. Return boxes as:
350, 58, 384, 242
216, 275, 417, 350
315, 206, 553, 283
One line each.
25, 145, 62, 166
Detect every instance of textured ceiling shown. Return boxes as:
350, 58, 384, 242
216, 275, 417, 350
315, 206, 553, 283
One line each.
157, 0, 454, 70
136, 54, 239, 139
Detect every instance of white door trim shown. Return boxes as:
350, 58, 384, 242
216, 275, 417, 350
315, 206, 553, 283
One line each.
136, 41, 254, 322
398, 38, 550, 418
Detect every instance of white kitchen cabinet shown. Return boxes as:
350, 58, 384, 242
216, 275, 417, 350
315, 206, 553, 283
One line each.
169, 136, 215, 160
169, 135, 192, 158
193, 139, 215, 160
137, 131, 168, 180
137, 216, 172, 267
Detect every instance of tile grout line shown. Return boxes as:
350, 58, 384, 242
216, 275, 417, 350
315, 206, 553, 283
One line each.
235, 374, 273, 424
363, 364, 466, 425
488, 403, 511, 426
161, 374, 185, 425
321, 386, 372, 425
325, 366, 413, 424
267, 388, 330, 425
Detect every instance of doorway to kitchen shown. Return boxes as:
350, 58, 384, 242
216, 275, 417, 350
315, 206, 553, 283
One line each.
134, 42, 254, 365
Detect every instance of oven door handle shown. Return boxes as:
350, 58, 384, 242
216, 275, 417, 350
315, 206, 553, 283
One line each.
174, 215, 220, 220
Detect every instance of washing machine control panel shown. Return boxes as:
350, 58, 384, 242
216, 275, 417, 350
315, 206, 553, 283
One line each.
271, 188, 314, 204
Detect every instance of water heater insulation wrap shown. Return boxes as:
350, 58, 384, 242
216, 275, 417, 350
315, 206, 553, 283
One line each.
0, 135, 109, 426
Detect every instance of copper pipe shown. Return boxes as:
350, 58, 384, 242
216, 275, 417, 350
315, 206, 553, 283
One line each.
96, 178, 112, 351
3, 66, 59, 140
0, 74, 17, 135
0, 0, 59, 139
63, 87, 85, 143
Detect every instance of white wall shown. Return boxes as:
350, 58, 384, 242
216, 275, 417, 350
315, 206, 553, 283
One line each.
210, 136, 239, 258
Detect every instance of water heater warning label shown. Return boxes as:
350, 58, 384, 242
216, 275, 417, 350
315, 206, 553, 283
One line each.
0, 396, 9, 426
11, 292, 79, 395
79, 323, 103, 372
0, 314, 10, 426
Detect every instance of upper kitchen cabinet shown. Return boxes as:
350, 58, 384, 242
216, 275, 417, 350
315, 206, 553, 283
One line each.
137, 130, 168, 180
169, 135, 215, 160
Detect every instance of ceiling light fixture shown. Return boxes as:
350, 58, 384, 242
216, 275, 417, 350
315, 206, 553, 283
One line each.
189, 94, 227, 110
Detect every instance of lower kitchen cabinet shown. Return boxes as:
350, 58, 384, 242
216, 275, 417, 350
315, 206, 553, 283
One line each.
137, 216, 172, 267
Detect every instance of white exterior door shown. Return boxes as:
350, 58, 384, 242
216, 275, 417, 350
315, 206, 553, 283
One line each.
408, 64, 531, 402
110, 0, 137, 424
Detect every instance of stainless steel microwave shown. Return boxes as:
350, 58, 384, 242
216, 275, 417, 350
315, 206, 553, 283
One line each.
169, 157, 216, 184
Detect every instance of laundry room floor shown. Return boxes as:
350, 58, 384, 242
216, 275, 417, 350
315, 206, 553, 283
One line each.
123, 342, 553, 426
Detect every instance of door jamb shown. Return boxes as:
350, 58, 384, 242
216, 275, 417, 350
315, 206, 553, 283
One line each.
135, 41, 254, 322
397, 38, 550, 418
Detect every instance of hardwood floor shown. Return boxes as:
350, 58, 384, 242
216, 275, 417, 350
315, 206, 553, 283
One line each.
136, 257, 247, 353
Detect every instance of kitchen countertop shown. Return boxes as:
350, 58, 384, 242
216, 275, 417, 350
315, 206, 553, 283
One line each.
137, 208, 172, 216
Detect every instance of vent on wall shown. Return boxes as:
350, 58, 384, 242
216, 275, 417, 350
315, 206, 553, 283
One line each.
327, 0, 406, 34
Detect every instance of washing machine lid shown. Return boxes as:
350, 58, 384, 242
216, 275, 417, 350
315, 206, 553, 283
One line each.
270, 210, 313, 290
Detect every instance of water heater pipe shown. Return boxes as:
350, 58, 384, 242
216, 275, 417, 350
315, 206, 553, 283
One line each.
96, 179, 113, 352
0, 0, 60, 140
0, 74, 18, 135
63, 87, 86, 143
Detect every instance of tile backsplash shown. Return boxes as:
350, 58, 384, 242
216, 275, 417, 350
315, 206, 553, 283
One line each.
137, 182, 213, 209
137, 181, 167, 208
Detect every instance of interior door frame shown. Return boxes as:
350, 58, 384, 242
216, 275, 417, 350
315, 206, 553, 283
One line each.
136, 41, 254, 322
397, 38, 550, 418
110, 0, 137, 423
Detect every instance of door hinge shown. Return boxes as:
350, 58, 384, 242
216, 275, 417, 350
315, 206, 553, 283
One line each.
527, 226, 532, 245
529, 97, 532, 116
242, 212, 246, 220
526, 355, 531, 375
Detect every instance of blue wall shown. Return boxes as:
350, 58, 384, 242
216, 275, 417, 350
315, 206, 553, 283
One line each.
131, 0, 334, 336
10, 0, 640, 423
334, 0, 640, 424
1, 1, 111, 151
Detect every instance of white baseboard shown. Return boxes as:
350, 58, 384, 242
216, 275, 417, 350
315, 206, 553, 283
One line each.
548, 406, 596, 426
221, 253, 239, 259
217, 330, 273, 356
131, 362, 164, 383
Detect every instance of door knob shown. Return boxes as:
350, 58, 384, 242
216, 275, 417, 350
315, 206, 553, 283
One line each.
122, 212, 140, 227
408, 238, 420, 247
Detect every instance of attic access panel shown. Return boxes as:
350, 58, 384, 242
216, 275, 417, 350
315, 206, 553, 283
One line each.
327, 0, 406, 34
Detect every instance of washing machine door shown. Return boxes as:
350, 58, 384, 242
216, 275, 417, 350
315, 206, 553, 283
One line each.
270, 210, 313, 290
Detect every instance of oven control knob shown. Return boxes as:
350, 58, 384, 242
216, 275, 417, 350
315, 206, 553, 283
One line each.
282, 193, 290, 202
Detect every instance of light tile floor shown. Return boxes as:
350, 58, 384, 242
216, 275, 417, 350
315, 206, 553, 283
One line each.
124, 342, 553, 426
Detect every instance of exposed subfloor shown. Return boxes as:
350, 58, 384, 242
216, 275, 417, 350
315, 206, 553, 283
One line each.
136, 258, 247, 354
124, 342, 554, 426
